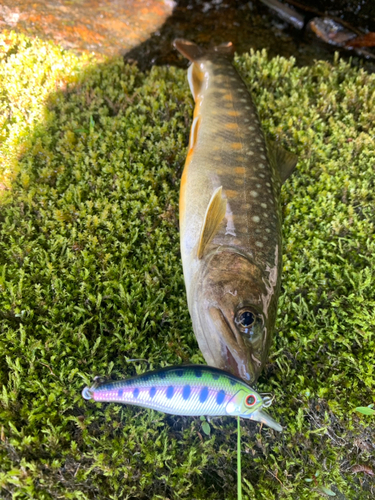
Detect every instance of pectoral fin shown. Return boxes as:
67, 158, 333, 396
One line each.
266, 138, 298, 183
197, 186, 227, 259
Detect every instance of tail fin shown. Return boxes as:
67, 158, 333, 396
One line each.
173, 39, 234, 63
173, 39, 234, 101
173, 39, 205, 62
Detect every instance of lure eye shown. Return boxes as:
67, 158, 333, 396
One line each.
245, 395, 256, 407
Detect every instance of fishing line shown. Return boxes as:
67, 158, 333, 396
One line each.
237, 416, 242, 500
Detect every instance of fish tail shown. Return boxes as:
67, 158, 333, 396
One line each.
173, 39, 234, 63
174, 39, 234, 102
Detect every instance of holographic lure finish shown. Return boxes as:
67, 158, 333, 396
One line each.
82, 365, 282, 430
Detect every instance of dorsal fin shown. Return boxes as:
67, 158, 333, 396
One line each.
173, 39, 204, 62
197, 187, 227, 259
266, 138, 298, 183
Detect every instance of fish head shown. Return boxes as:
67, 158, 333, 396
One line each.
191, 249, 279, 383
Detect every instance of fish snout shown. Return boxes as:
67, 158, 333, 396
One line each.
203, 306, 264, 383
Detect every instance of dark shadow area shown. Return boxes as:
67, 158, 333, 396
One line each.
124, 0, 375, 71
124, 0, 333, 70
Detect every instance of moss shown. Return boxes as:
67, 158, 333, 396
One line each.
0, 32, 374, 499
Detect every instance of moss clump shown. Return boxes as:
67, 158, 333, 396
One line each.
1, 32, 374, 499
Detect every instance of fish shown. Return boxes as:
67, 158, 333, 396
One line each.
82, 364, 282, 431
174, 39, 297, 383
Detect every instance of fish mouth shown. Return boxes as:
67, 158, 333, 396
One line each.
207, 307, 260, 383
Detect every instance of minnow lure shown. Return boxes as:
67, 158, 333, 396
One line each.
174, 39, 297, 383
82, 365, 282, 431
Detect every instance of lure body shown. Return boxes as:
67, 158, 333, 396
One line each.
82, 365, 281, 430
174, 39, 297, 383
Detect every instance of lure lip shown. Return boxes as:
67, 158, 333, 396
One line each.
244, 408, 283, 432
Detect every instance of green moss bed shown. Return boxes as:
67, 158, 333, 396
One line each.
0, 31, 374, 499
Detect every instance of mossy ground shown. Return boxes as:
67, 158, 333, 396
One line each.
0, 31, 374, 499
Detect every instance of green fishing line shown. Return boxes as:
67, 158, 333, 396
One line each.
237, 416, 242, 500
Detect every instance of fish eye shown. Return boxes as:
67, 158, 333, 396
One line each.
234, 308, 257, 333
245, 395, 256, 407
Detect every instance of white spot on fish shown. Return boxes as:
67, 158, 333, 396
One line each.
244, 118, 249, 122
261, 203, 267, 208
246, 150, 254, 156
256, 184, 261, 188
266, 182, 271, 187
250, 191, 258, 198
256, 138, 262, 143
266, 228, 271, 233
256, 241, 263, 248
260, 154, 266, 159
252, 215, 260, 223
240, 98, 247, 102
248, 126, 255, 131
255, 228, 261, 233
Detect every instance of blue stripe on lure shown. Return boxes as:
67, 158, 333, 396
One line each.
82, 365, 282, 431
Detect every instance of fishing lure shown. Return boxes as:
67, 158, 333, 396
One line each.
82, 365, 282, 431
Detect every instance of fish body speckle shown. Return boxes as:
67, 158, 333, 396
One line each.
174, 39, 297, 383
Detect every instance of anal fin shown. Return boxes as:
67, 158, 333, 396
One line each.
197, 187, 227, 259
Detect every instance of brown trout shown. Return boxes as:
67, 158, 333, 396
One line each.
174, 39, 297, 384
